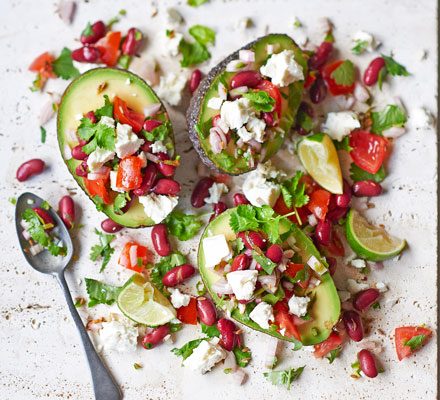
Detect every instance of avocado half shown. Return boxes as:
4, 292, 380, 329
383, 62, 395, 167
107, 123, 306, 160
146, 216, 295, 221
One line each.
187, 34, 307, 175
198, 208, 341, 346
57, 68, 175, 228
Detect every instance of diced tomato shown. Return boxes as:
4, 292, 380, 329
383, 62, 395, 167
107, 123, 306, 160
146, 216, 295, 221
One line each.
349, 130, 388, 174
300, 174, 319, 195
113, 96, 145, 133
273, 302, 301, 341
285, 263, 310, 289
29, 52, 56, 78
176, 297, 198, 325
118, 241, 149, 273
307, 189, 331, 221
314, 331, 343, 358
321, 228, 345, 257
256, 79, 282, 120
304, 71, 317, 89
212, 173, 231, 185
83, 177, 112, 204
273, 196, 310, 226
96, 31, 121, 67
322, 60, 355, 95
395, 326, 432, 361
116, 156, 143, 191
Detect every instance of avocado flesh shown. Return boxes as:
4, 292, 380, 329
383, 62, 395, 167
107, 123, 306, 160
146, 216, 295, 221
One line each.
187, 34, 307, 175
198, 208, 341, 346
57, 68, 175, 228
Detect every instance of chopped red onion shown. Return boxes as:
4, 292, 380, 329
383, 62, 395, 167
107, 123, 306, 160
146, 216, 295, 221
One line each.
143, 103, 162, 118
239, 50, 255, 63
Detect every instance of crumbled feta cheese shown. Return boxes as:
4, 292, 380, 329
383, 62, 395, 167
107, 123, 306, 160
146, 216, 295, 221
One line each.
288, 295, 310, 317
245, 117, 266, 143
87, 147, 115, 172
218, 82, 228, 100
150, 140, 167, 154
375, 281, 388, 293
337, 290, 351, 302
169, 288, 191, 309
138, 193, 178, 223
202, 234, 232, 268
307, 214, 318, 226
242, 165, 281, 207
260, 50, 304, 87
115, 123, 144, 159
346, 278, 369, 294
207, 97, 224, 110
204, 182, 229, 204
138, 151, 147, 167
164, 31, 183, 56
249, 302, 274, 329
99, 116, 116, 128
220, 98, 253, 130
307, 255, 327, 275
99, 319, 138, 353
183, 339, 226, 374
351, 259, 367, 269
165, 8, 183, 27
352, 31, 378, 52
411, 107, 434, 130
226, 270, 258, 301
110, 170, 124, 193
156, 72, 187, 106
322, 111, 360, 141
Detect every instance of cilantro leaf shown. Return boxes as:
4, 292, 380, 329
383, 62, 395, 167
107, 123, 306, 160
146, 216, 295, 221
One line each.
263, 366, 305, 390
94, 123, 116, 151
233, 346, 252, 367
330, 60, 355, 86
326, 347, 341, 364
81, 22, 94, 38
170, 322, 183, 333
333, 136, 352, 151
280, 171, 309, 209
189, 25, 215, 46
382, 54, 410, 77
371, 104, 407, 134
296, 109, 313, 132
243, 90, 275, 112
252, 250, 277, 274
404, 334, 427, 351
229, 205, 259, 233
172, 339, 205, 360
179, 39, 211, 67
188, 0, 208, 6
113, 193, 130, 215
40, 126, 47, 143
90, 229, 115, 272
52, 48, 80, 80
82, 137, 97, 155
149, 253, 187, 293
95, 95, 114, 119
118, 54, 132, 69
351, 40, 368, 55
350, 163, 386, 183
77, 117, 96, 141
165, 210, 203, 241
201, 323, 220, 338
143, 122, 170, 142
84, 278, 122, 307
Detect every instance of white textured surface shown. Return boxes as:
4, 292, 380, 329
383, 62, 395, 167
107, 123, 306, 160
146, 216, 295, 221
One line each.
0, 0, 437, 399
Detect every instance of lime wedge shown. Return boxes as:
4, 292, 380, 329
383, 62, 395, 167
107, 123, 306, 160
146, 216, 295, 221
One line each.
346, 209, 406, 261
117, 275, 176, 326
297, 133, 343, 194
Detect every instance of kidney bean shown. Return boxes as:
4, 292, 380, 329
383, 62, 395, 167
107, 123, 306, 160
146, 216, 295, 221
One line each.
80, 20, 106, 44
33, 207, 54, 226
58, 195, 75, 229
343, 310, 364, 342
153, 178, 181, 196
75, 161, 88, 177
122, 28, 143, 56
85, 111, 97, 123
335, 180, 352, 208
71, 46, 101, 63
262, 111, 276, 127
230, 71, 262, 89
237, 231, 267, 250
196, 297, 217, 326
326, 206, 348, 222
327, 256, 337, 276
231, 253, 250, 271
352, 180, 383, 197
309, 76, 327, 104
217, 318, 237, 351
315, 220, 332, 246
71, 143, 88, 160
16, 159, 45, 182
353, 288, 380, 312
363, 57, 386, 87
309, 41, 333, 70
151, 223, 171, 257
299, 101, 314, 118
209, 201, 227, 221
133, 163, 158, 196
189, 69, 202, 94
266, 244, 283, 263
358, 349, 378, 378
191, 177, 215, 208
233, 193, 250, 206
141, 325, 170, 349
101, 218, 123, 233
156, 152, 176, 177
162, 264, 195, 287
143, 119, 162, 132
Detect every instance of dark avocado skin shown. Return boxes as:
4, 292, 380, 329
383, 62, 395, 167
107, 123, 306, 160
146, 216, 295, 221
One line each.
187, 34, 306, 176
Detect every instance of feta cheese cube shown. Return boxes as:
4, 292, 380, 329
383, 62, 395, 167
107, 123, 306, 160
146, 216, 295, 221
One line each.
242, 165, 281, 207
220, 98, 253, 130
202, 234, 232, 268
169, 288, 191, 309
87, 147, 115, 172
375, 281, 388, 293
183, 339, 226, 374
322, 111, 361, 141
260, 50, 304, 87
156, 72, 188, 106
115, 123, 144, 159
249, 301, 274, 329
307, 255, 327, 275
346, 278, 369, 294
150, 140, 167, 154
351, 259, 367, 269
99, 116, 116, 128
110, 170, 124, 193
164, 31, 183, 57
288, 295, 310, 317
245, 117, 266, 143
99, 319, 138, 353
352, 31, 377, 52
207, 97, 224, 110
204, 182, 229, 204
226, 270, 258, 301
138, 193, 178, 223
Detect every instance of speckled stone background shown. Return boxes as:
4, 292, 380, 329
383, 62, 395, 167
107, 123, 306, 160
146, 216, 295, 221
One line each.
0, 0, 437, 399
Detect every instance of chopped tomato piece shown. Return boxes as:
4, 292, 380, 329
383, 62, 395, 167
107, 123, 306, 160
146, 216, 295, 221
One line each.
395, 326, 432, 361
304, 71, 317, 89
322, 60, 355, 95
314, 331, 343, 358
285, 263, 310, 289
273, 302, 301, 341
349, 130, 388, 174
300, 174, 319, 195
29, 52, 56, 78
113, 96, 145, 133
116, 156, 143, 191
307, 189, 331, 221
273, 196, 310, 226
119, 241, 149, 273
176, 297, 197, 325
96, 31, 121, 67
256, 79, 282, 120
83, 177, 112, 204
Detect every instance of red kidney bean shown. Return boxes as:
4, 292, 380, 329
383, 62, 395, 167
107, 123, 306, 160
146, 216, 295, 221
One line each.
153, 178, 181, 196
133, 163, 158, 196
156, 152, 176, 177
151, 224, 171, 257
217, 318, 237, 351
122, 28, 143, 56
191, 177, 215, 208
309, 41, 333, 70
189, 69, 202, 94
363, 57, 386, 86
230, 71, 262, 89
327, 256, 337, 276
266, 244, 283, 263
358, 349, 378, 378
140, 141, 152, 152
315, 220, 332, 246
233, 193, 250, 206
196, 297, 217, 326
75, 161, 88, 177
58, 195, 75, 229
71, 46, 101, 63
162, 264, 195, 287
101, 218, 123, 233
143, 119, 162, 132
16, 159, 45, 182
85, 111, 97, 123
343, 310, 364, 342
231, 253, 250, 271
262, 111, 276, 127
141, 325, 170, 349
80, 20, 106, 44
326, 206, 348, 222
299, 101, 315, 118
353, 288, 380, 312
209, 201, 227, 221
237, 231, 267, 250
335, 180, 352, 208
309, 76, 327, 104
33, 207, 54, 226
71, 143, 88, 160
352, 180, 383, 197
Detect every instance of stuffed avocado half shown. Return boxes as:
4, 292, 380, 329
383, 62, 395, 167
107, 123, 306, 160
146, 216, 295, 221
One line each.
198, 207, 340, 346
187, 34, 307, 175
58, 68, 181, 228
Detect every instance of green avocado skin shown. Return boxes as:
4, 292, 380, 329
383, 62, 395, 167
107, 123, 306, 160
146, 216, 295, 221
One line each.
57, 68, 175, 228
187, 34, 307, 175
197, 208, 341, 346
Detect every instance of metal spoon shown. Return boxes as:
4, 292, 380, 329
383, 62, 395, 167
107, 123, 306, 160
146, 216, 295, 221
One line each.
15, 192, 122, 400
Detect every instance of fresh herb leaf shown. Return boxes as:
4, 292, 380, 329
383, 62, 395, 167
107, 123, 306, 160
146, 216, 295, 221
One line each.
326, 347, 341, 364
90, 229, 115, 272
74, 297, 85, 308
280, 171, 309, 209
82, 22, 93, 38
233, 346, 252, 367
94, 123, 116, 151
170, 322, 183, 333
40, 201, 50, 210
377, 66, 387, 90
172, 339, 205, 360
307, 132, 324, 142
404, 334, 427, 351
296, 109, 313, 132
118, 54, 132, 69
149, 253, 187, 292
165, 210, 203, 241
113, 193, 130, 215
330, 60, 355, 86
229, 204, 259, 233
188, 0, 209, 6
82, 137, 97, 155
52, 48, 80, 80
333, 136, 352, 151
179, 39, 211, 67
143, 122, 170, 141
382, 54, 410, 77
9, 197, 17, 205
351, 40, 368, 55
252, 250, 277, 274
201, 323, 220, 338
351, 360, 362, 378
78, 117, 96, 140
263, 366, 305, 390
350, 163, 386, 183
189, 25, 215, 46
84, 278, 121, 307
371, 104, 407, 134
40, 126, 47, 143
95, 95, 114, 119
243, 90, 275, 112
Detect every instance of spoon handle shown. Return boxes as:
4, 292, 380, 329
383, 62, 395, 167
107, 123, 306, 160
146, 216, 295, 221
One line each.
57, 272, 122, 400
